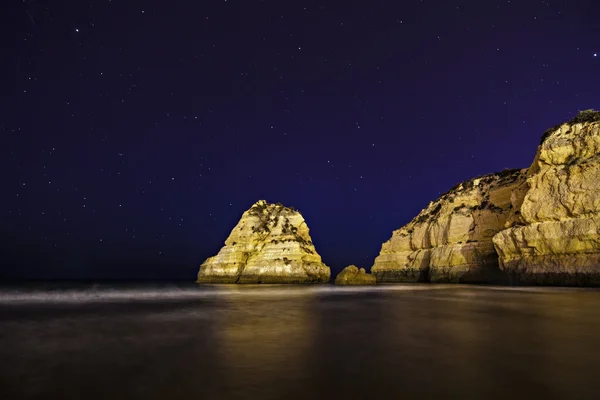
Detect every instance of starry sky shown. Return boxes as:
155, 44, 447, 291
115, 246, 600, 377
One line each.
1, 0, 598, 280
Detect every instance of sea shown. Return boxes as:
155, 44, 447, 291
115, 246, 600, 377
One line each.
1, 283, 600, 399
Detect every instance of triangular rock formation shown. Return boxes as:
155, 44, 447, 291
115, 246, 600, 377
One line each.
197, 200, 331, 283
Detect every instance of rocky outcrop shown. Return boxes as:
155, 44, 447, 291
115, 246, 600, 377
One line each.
372, 109, 600, 286
335, 265, 376, 285
493, 111, 600, 285
372, 169, 528, 283
197, 200, 330, 284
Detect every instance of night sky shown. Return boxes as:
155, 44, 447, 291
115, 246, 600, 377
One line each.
1, 0, 598, 280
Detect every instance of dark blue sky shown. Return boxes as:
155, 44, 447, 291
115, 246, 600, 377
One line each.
1, 0, 598, 279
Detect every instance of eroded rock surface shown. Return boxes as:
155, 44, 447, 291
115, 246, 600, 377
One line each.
197, 200, 330, 284
493, 112, 600, 285
372, 169, 527, 283
335, 265, 376, 285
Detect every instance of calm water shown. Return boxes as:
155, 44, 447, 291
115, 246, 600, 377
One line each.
1, 283, 600, 399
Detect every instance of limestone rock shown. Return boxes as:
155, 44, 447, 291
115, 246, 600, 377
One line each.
372, 169, 528, 283
197, 200, 331, 284
493, 111, 600, 285
335, 265, 376, 285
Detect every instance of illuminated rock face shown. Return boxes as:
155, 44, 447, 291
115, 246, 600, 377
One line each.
373, 111, 600, 286
493, 117, 600, 285
372, 169, 528, 283
197, 200, 330, 284
334, 265, 376, 285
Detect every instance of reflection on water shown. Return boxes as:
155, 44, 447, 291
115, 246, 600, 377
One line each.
214, 289, 316, 398
1, 284, 600, 399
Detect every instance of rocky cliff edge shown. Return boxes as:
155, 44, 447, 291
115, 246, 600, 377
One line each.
372, 169, 528, 283
493, 110, 600, 285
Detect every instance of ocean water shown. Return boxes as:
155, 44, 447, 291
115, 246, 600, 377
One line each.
1, 283, 600, 399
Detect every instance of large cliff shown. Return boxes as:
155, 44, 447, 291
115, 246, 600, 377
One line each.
493, 111, 600, 285
197, 200, 331, 284
372, 169, 528, 283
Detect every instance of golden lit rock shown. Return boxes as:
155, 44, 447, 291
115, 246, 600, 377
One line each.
372, 169, 528, 283
197, 200, 331, 284
335, 265, 376, 285
493, 112, 600, 285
